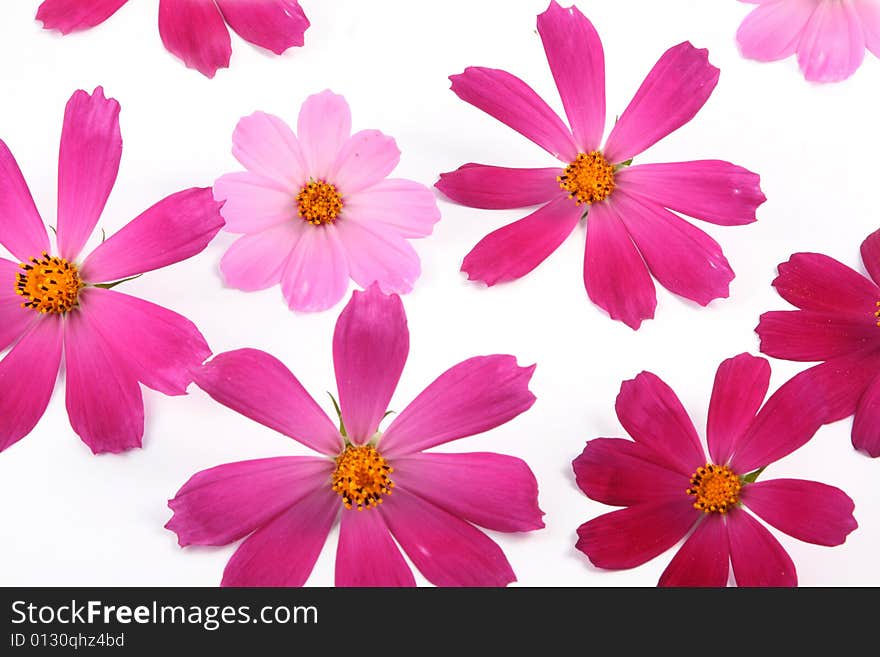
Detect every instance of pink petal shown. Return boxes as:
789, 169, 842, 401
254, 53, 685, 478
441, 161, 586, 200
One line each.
215, 0, 309, 54
55, 87, 121, 261
380, 355, 536, 457
158, 0, 231, 78
335, 214, 421, 294
166, 456, 332, 546
742, 479, 857, 546
297, 91, 352, 181
344, 179, 439, 238
335, 508, 415, 587
381, 488, 516, 587
0, 258, 37, 353
194, 348, 343, 455
853, 373, 880, 457
220, 222, 302, 292
449, 67, 577, 162
736, 0, 816, 62
615, 160, 766, 226
603, 42, 719, 164
64, 308, 143, 454
75, 287, 210, 396
658, 516, 730, 587
772, 252, 879, 314
0, 140, 49, 261
537, 1, 605, 152
461, 195, 582, 286
756, 310, 877, 362
333, 286, 408, 443
727, 508, 796, 587
230, 112, 308, 191
37, 0, 128, 33
707, 353, 771, 465
330, 130, 400, 195
280, 224, 350, 312
615, 371, 706, 476
572, 438, 688, 507
436, 164, 561, 210
214, 172, 296, 234
612, 191, 734, 306
583, 200, 656, 330
222, 486, 338, 587
855, 0, 880, 58
0, 317, 62, 452
797, 0, 865, 83
81, 188, 224, 283
391, 452, 544, 532
859, 228, 880, 286
575, 498, 697, 569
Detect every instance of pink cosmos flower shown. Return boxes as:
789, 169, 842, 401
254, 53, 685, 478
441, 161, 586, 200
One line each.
214, 91, 440, 313
737, 0, 880, 83
437, 2, 765, 330
756, 230, 880, 457
574, 354, 857, 586
36, 0, 309, 78
0, 87, 223, 454
167, 285, 542, 586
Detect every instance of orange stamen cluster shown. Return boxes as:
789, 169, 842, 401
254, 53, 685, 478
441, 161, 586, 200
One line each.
874, 301, 880, 327
686, 464, 741, 514
15, 253, 83, 314
558, 151, 616, 205
331, 444, 394, 511
296, 180, 343, 225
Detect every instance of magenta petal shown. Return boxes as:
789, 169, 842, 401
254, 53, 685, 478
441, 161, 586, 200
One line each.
216, 0, 309, 54
707, 354, 771, 465
344, 179, 440, 238
436, 164, 561, 210
391, 452, 544, 532
0, 141, 50, 262
166, 456, 332, 547
603, 42, 719, 164
856, 0, 880, 58
450, 67, 577, 162
853, 373, 880, 457
330, 130, 400, 195
37, 0, 128, 33
380, 356, 536, 457
756, 310, 877, 362
797, 0, 865, 83
333, 286, 408, 443
0, 317, 62, 452
727, 508, 796, 587
615, 160, 766, 226
0, 259, 37, 353
859, 228, 880, 286
576, 498, 696, 570
772, 252, 879, 314
297, 91, 352, 181
81, 188, 224, 283
742, 479, 857, 547
461, 195, 582, 286
230, 112, 308, 191
658, 517, 729, 587
584, 200, 656, 330
55, 87, 121, 261
158, 0, 231, 78
280, 225, 350, 312
220, 222, 302, 292
222, 486, 338, 587
335, 509, 415, 587
537, 1, 605, 152
195, 348, 343, 455
382, 488, 516, 587
736, 0, 815, 62
615, 372, 705, 476
214, 172, 296, 234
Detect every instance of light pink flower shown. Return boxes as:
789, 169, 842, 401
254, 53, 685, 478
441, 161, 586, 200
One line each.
0, 87, 223, 454
737, 0, 880, 83
36, 0, 309, 78
574, 354, 857, 586
214, 91, 440, 313
437, 1, 765, 329
168, 285, 542, 586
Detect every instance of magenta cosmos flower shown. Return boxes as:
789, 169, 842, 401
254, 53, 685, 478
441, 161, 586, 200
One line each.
167, 285, 542, 586
0, 87, 223, 454
756, 230, 880, 457
214, 91, 440, 313
36, 0, 309, 78
437, 2, 765, 329
574, 354, 857, 586
737, 0, 880, 83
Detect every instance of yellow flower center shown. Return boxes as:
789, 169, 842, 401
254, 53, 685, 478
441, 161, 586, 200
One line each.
686, 464, 741, 514
331, 444, 394, 511
558, 151, 616, 205
296, 180, 343, 225
873, 301, 880, 327
15, 253, 83, 314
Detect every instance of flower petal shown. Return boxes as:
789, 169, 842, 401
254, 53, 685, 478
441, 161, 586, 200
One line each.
0, 140, 49, 261
382, 488, 516, 587
230, 112, 308, 191
756, 310, 877, 362
436, 164, 561, 210
158, 0, 231, 78
56, 87, 121, 261
449, 67, 577, 161
194, 348, 343, 455
37, 0, 128, 33
333, 286, 408, 443
344, 179, 440, 238
214, 172, 296, 234
297, 91, 352, 181
380, 355, 536, 457
658, 516, 729, 587
461, 195, 582, 286
216, 0, 309, 54
727, 508, 796, 587
853, 372, 880, 457
0, 258, 37, 353
391, 452, 544, 532
166, 456, 333, 547
797, 0, 865, 83
280, 224, 350, 312
537, 1, 605, 152
603, 42, 719, 164
335, 508, 415, 587
736, 0, 816, 62
220, 222, 302, 292
855, 0, 880, 58
772, 252, 879, 314
859, 228, 880, 287
330, 130, 400, 196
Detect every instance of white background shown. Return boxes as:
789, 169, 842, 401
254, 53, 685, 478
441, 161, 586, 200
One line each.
0, 0, 878, 587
